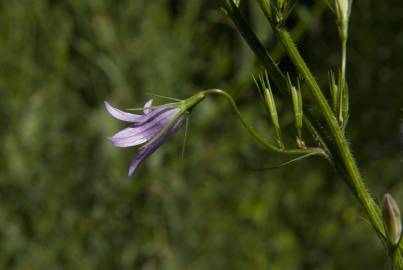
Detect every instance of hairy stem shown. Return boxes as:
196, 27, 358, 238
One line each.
222, 0, 402, 265
221, 0, 332, 155
275, 25, 386, 240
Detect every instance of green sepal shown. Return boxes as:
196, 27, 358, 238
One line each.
328, 71, 339, 114
257, 0, 300, 25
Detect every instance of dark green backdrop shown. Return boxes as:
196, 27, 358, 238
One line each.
0, 0, 402, 269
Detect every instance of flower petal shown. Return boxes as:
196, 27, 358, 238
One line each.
109, 108, 180, 148
112, 109, 178, 140
143, 99, 153, 114
104, 101, 142, 122
130, 108, 180, 132
128, 117, 186, 176
108, 125, 161, 147
133, 107, 173, 127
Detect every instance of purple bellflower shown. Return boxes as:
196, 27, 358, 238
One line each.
105, 93, 205, 176
105, 100, 185, 176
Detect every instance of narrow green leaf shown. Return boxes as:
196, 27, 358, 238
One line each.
253, 152, 318, 171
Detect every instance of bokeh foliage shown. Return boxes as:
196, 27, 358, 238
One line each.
0, 0, 402, 269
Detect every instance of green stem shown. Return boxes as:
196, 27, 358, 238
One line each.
225, 3, 380, 232
222, 0, 332, 156
271, 1, 327, 60
222, 0, 400, 265
275, 26, 386, 239
340, 33, 347, 81
200, 89, 325, 156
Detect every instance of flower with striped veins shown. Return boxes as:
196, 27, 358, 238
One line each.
105, 93, 206, 176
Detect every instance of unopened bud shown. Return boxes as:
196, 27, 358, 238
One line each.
264, 87, 283, 148
382, 193, 402, 246
290, 85, 303, 138
336, 0, 349, 20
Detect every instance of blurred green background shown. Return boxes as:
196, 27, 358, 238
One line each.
0, 0, 402, 269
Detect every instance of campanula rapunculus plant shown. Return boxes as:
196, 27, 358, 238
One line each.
105, 0, 403, 267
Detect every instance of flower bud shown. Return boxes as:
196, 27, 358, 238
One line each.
290, 85, 303, 138
260, 73, 283, 148
337, 0, 349, 20
382, 193, 402, 246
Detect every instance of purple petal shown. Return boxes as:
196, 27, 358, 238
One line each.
112, 109, 179, 139
104, 101, 142, 122
108, 125, 162, 147
109, 108, 180, 148
135, 108, 175, 127
143, 99, 153, 114
128, 117, 186, 176
130, 107, 180, 132
133, 107, 172, 127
